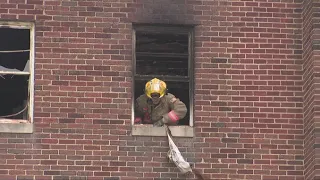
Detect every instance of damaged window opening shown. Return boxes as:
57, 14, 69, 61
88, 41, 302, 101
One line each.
132, 24, 194, 126
0, 24, 32, 122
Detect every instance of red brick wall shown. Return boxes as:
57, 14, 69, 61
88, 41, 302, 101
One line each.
0, 0, 305, 180
302, 0, 320, 179
302, 0, 314, 179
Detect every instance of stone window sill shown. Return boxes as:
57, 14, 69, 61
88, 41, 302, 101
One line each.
132, 125, 194, 137
0, 120, 33, 133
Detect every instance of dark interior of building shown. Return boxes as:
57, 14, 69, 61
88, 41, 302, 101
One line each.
0, 27, 30, 120
134, 31, 191, 125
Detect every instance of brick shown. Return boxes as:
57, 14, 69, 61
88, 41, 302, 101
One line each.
237, 159, 254, 164
53, 176, 69, 180
70, 177, 87, 180
104, 178, 120, 180
44, 171, 61, 175
17, 176, 34, 180
211, 58, 228, 63
0, 0, 309, 179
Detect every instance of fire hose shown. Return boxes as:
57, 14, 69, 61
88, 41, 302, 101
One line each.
164, 125, 205, 180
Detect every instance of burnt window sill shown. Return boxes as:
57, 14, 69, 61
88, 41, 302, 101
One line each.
132, 124, 194, 137
0, 120, 33, 133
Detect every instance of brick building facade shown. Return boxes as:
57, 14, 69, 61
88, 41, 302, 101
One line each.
0, 0, 316, 179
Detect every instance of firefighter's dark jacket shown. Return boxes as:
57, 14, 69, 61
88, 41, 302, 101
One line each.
134, 93, 187, 125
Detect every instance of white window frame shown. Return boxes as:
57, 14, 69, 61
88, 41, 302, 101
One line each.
0, 21, 35, 133
131, 24, 194, 137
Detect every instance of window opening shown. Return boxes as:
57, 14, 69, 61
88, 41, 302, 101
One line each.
133, 25, 194, 126
0, 26, 31, 121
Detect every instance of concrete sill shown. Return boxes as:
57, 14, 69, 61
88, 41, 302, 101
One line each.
0, 122, 33, 134
132, 125, 194, 137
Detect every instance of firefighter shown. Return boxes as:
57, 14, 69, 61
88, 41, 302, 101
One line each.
134, 78, 187, 126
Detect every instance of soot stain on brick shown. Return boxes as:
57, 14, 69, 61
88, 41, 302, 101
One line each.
131, 0, 196, 24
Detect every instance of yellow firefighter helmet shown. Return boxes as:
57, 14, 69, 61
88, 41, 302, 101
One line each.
145, 78, 167, 98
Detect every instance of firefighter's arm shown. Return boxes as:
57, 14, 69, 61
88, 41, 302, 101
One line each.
162, 94, 187, 125
134, 100, 143, 124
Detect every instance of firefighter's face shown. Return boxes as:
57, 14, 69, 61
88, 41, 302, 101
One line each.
151, 93, 160, 105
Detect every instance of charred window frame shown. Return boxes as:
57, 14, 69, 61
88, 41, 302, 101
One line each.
0, 22, 34, 133
132, 24, 194, 127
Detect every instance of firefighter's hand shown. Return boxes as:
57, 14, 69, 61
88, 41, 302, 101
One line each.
153, 118, 169, 127
162, 117, 169, 124
153, 119, 164, 127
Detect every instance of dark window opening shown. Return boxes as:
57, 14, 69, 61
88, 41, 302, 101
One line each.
136, 32, 189, 76
0, 27, 30, 120
133, 25, 193, 126
0, 75, 29, 119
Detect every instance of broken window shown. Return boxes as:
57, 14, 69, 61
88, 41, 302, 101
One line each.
0, 23, 33, 122
133, 24, 194, 126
